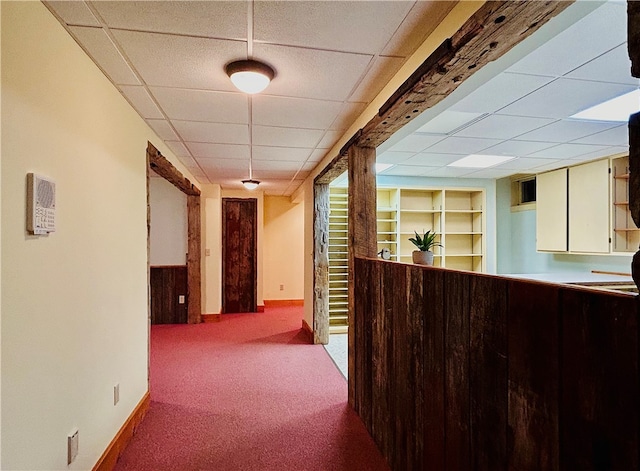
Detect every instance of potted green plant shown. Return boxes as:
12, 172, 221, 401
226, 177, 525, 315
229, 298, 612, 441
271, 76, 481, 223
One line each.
409, 230, 442, 266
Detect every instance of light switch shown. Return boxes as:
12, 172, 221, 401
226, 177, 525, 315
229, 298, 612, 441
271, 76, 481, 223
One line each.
178, 295, 185, 304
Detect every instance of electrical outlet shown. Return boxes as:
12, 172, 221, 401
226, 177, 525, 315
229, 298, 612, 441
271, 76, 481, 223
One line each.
178, 295, 185, 304
114, 384, 120, 406
279, 284, 284, 291
205, 248, 211, 256
68, 429, 79, 465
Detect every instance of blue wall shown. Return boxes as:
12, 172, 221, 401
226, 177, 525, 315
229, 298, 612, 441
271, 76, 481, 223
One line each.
496, 177, 633, 274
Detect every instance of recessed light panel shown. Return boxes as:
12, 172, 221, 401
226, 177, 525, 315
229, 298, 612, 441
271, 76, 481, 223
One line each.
571, 89, 640, 122
447, 154, 516, 168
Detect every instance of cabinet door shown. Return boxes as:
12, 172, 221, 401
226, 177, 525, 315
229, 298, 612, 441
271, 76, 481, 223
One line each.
537, 168, 568, 251
568, 159, 610, 253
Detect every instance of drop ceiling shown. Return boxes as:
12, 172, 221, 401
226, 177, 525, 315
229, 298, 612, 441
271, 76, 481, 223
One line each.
43, 0, 456, 195
44, 1, 637, 194
377, 0, 636, 180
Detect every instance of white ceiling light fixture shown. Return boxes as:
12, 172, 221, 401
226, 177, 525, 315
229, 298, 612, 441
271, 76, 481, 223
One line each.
571, 89, 640, 122
242, 97, 260, 191
226, 59, 275, 94
448, 154, 516, 168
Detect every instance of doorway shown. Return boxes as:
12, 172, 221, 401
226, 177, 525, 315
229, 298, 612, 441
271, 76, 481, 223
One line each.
222, 198, 257, 313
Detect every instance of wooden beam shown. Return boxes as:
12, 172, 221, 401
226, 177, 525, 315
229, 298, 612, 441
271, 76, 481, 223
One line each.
629, 2, 640, 288
313, 183, 330, 345
347, 145, 377, 409
315, 130, 363, 185
187, 195, 202, 324
147, 142, 200, 196
629, 1, 640, 78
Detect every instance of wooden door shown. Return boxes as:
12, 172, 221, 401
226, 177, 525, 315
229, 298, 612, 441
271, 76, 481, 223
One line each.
222, 198, 257, 313
150, 266, 188, 324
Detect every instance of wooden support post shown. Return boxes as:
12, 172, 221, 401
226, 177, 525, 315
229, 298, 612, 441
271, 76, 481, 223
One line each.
187, 195, 202, 324
348, 145, 378, 409
628, 2, 640, 289
313, 183, 330, 345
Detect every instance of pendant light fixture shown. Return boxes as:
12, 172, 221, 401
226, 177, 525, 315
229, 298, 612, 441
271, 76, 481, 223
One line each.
242, 96, 260, 191
226, 59, 275, 94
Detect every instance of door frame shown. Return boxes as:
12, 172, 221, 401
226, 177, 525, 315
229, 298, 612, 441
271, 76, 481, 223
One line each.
221, 197, 257, 313
146, 141, 201, 324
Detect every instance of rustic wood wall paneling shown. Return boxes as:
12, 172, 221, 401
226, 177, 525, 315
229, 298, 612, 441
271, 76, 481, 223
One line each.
353, 257, 373, 429
347, 145, 378, 408
421, 268, 445, 468
187, 195, 201, 324
443, 270, 471, 469
469, 276, 509, 470
507, 280, 560, 470
313, 184, 330, 344
560, 289, 639, 470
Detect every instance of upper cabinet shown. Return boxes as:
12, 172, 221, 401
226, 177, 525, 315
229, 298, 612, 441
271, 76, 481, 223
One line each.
568, 159, 610, 253
536, 155, 636, 256
537, 168, 568, 252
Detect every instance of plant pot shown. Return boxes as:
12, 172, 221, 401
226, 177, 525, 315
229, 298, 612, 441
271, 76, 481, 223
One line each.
412, 250, 434, 266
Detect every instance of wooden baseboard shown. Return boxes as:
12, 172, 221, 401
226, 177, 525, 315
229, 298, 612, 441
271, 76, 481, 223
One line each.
257, 305, 265, 312
301, 318, 313, 344
92, 391, 150, 471
264, 299, 304, 307
201, 313, 222, 323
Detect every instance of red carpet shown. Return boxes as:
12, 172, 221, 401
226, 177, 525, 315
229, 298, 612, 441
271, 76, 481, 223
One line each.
114, 306, 389, 471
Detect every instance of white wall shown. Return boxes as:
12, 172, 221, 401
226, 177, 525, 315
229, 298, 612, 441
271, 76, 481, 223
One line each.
303, 180, 315, 329
1, 2, 197, 469
264, 196, 304, 300
149, 176, 187, 266
201, 184, 222, 314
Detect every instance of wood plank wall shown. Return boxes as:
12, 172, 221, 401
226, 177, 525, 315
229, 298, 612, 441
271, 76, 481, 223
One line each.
353, 257, 639, 471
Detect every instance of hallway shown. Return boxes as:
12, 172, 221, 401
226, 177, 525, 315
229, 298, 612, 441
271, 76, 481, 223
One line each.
114, 307, 388, 471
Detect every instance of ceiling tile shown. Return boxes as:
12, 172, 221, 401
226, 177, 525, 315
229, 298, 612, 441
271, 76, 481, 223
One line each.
481, 140, 556, 157
499, 78, 636, 119
151, 88, 248, 123
425, 136, 503, 155
572, 124, 628, 146
528, 143, 611, 159
307, 149, 329, 163
253, 95, 342, 129
199, 157, 247, 171
119, 85, 163, 119
202, 166, 246, 180
252, 146, 312, 162
381, 1, 455, 57
461, 168, 516, 179
146, 119, 179, 141
378, 165, 439, 177
317, 131, 344, 150
165, 141, 191, 158
253, 169, 303, 180
113, 30, 245, 91
388, 134, 445, 153
416, 111, 486, 134
566, 44, 638, 85
348, 55, 405, 103
402, 153, 467, 167
45, 1, 100, 26
569, 146, 628, 161
252, 160, 303, 171
507, 2, 627, 77
450, 72, 554, 114
173, 121, 249, 145
515, 119, 620, 143
376, 151, 415, 165
493, 157, 559, 170
188, 143, 249, 160
253, 43, 372, 101
455, 115, 554, 140
70, 26, 140, 85
177, 155, 198, 168
331, 102, 368, 131
92, 1, 247, 39
421, 166, 479, 178
253, 126, 323, 148
254, 1, 413, 55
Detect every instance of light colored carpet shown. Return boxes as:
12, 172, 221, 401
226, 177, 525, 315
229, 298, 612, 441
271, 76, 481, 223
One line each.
324, 333, 348, 379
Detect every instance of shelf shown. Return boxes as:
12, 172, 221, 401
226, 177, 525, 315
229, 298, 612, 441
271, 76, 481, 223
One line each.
614, 202, 629, 206
444, 253, 483, 257
400, 209, 440, 213
614, 173, 630, 180
614, 228, 640, 232
444, 209, 483, 213
446, 231, 483, 235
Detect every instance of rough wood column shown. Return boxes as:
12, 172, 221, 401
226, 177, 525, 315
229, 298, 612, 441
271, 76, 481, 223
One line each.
348, 145, 378, 408
313, 184, 330, 344
187, 195, 202, 324
628, 2, 640, 288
